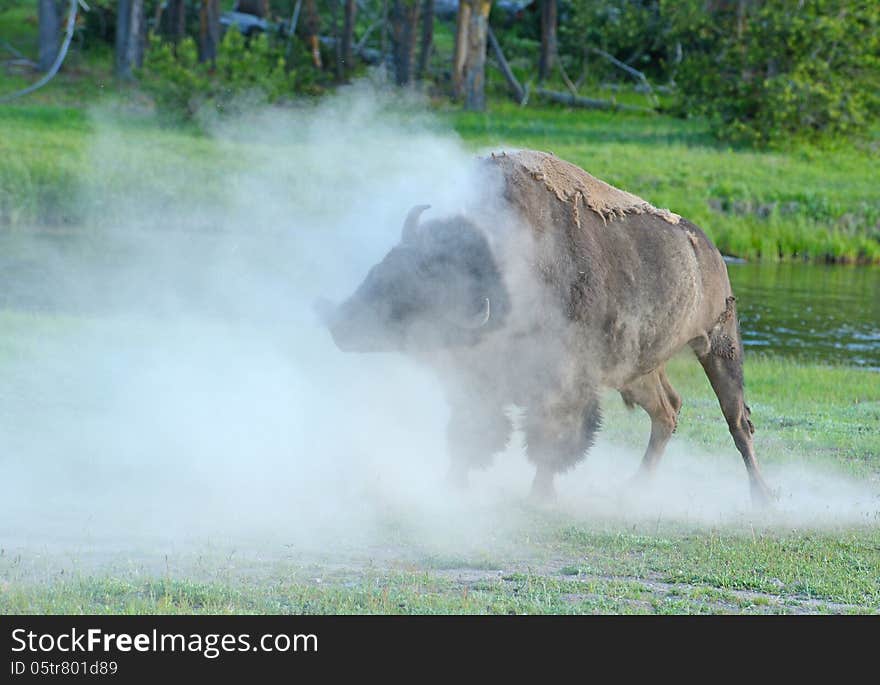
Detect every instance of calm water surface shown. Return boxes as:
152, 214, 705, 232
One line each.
728, 263, 879, 369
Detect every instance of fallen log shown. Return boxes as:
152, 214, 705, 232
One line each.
533, 87, 654, 113
486, 26, 526, 105
487, 28, 655, 114
588, 46, 658, 107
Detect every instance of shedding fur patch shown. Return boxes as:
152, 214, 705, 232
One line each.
709, 296, 739, 360
488, 150, 681, 227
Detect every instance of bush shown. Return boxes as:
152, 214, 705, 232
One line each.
559, 1, 674, 82
667, 0, 880, 146
138, 28, 322, 121
79, 0, 117, 49
493, 1, 677, 85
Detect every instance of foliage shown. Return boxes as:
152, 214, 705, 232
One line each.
4, 0, 880, 148
666, 0, 880, 146
491, 1, 880, 146
79, 0, 118, 49
558, 1, 674, 81
138, 28, 322, 120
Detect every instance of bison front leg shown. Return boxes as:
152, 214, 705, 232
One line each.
446, 402, 512, 489
524, 388, 601, 501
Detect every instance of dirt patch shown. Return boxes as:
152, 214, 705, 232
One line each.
429, 561, 871, 615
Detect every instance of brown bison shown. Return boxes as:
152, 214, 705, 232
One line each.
320, 150, 772, 504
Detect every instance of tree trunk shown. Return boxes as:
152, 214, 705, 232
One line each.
416, 0, 434, 80
331, 0, 344, 82
116, 0, 145, 79
38, 0, 60, 73
538, 0, 556, 82
199, 0, 221, 63
342, 0, 356, 77
164, 0, 187, 44
462, 0, 491, 110
390, 0, 420, 87
236, 0, 269, 16
302, 0, 322, 68
452, 1, 472, 99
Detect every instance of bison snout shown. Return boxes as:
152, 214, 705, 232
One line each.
312, 297, 338, 328
314, 297, 378, 352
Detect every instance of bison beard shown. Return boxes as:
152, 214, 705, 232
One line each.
322, 150, 773, 506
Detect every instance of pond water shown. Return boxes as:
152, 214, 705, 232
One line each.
727, 262, 879, 370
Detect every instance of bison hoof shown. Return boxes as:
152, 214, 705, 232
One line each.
446, 465, 469, 491
529, 471, 557, 503
750, 480, 777, 509
623, 468, 655, 493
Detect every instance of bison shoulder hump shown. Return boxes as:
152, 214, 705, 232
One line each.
484, 150, 681, 228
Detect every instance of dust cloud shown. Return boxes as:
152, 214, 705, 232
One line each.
1, 84, 877, 568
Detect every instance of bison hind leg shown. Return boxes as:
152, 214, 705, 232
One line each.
695, 298, 773, 506
620, 366, 681, 484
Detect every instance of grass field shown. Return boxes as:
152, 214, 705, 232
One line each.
3, 524, 879, 614
1, 343, 879, 614
3, 101, 879, 262
1, 4, 879, 615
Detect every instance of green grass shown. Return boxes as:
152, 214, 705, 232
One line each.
633, 355, 880, 474
5, 558, 876, 614
1, 3, 878, 614
2, 0, 879, 261
0, 104, 242, 227
3, 519, 879, 614
1, 330, 878, 614
3, 509, 880, 614
1, 99, 878, 261
1, 122, 879, 617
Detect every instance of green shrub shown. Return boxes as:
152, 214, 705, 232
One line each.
666, 0, 880, 146
138, 29, 322, 121
139, 35, 209, 118
559, 1, 675, 82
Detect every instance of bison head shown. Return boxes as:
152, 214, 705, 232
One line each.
318, 205, 509, 353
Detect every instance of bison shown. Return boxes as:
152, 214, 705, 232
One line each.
320, 150, 772, 505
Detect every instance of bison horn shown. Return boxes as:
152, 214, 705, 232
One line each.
402, 204, 431, 242
454, 298, 491, 330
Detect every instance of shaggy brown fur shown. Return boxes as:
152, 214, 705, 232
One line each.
472, 151, 771, 503
327, 150, 772, 505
